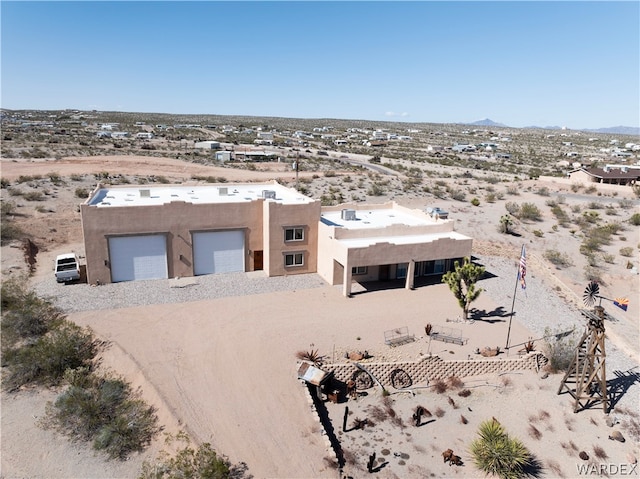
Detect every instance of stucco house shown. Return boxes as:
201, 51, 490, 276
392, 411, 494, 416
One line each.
567, 166, 639, 186
317, 203, 472, 296
81, 182, 320, 284
81, 183, 473, 296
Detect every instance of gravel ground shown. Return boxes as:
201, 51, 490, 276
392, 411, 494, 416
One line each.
33, 254, 639, 413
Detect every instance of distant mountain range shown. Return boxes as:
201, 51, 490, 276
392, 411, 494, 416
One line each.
463, 118, 639, 136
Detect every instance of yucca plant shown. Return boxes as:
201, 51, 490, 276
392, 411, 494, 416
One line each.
469, 418, 532, 479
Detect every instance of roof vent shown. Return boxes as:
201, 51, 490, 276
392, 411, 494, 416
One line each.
262, 190, 276, 199
139, 189, 151, 198
218, 187, 228, 196
621, 166, 628, 173
603, 166, 610, 173
341, 209, 357, 221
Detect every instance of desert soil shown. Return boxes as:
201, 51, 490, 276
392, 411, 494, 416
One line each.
1, 154, 638, 478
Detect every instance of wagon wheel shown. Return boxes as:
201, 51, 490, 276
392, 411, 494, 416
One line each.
351, 370, 374, 390
390, 368, 413, 389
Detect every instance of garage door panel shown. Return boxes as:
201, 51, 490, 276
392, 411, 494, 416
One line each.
193, 230, 244, 275
109, 235, 168, 282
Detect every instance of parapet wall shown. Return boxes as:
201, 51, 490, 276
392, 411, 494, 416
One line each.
324, 352, 547, 387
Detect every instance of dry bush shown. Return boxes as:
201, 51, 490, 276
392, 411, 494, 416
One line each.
460, 415, 468, 425
447, 396, 458, 409
434, 407, 445, 418
447, 376, 464, 388
433, 380, 447, 394
458, 389, 471, 397
367, 405, 388, 423
546, 460, 564, 478
538, 410, 550, 421
342, 449, 357, 466
528, 424, 542, 440
592, 445, 608, 460
500, 376, 512, 386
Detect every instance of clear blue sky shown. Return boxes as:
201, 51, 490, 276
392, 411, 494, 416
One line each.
2, 1, 639, 129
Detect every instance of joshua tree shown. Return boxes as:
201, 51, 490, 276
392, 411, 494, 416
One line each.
442, 257, 485, 320
499, 214, 513, 234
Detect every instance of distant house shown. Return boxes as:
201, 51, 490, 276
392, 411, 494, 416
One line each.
136, 132, 153, 140
195, 141, 221, 150
215, 151, 232, 162
568, 166, 639, 186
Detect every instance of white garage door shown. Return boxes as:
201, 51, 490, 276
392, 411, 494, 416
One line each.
109, 235, 168, 282
193, 230, 245, 275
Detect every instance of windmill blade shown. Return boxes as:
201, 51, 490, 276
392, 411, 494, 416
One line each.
583, 281, 600, 307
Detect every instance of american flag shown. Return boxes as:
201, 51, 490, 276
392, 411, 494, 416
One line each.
518, 245, 527, 290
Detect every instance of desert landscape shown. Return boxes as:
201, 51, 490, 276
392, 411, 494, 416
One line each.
1, 111, 639, 478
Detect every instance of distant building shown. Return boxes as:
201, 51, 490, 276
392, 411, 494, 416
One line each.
568, 166, 639, 186
195, 141, 221, 149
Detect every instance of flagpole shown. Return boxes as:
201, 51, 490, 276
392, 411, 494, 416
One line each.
505, 245, 524, 350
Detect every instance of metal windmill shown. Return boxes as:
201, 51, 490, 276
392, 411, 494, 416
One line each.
557, 281, 609, 413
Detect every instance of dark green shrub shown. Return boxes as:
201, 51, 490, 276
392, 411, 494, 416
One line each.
0, 201, 25, 245
1, 277, 64, 346
518, 203, 542, 221
75, 187, 89, 198
139, 440, 238, 479
629, 213, 640, 226
3, 320, 100, 390
470, 197, 480, 206
23, 191, 45, 201
544, 250, 573, 268
47, 370, 159, 459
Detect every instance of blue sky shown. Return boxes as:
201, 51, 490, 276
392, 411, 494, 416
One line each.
2, 1, 639, 129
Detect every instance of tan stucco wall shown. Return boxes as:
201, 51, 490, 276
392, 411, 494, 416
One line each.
262, 200, 321, 277
317, 203, 473, 290
81, 186, 320, 284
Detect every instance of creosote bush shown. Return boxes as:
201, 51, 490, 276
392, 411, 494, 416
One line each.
542, 327, 578, 373
45, 368, 160, 459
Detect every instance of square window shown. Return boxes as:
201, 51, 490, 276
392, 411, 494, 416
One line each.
351, 266, 368, 275
285, 252, 304, 267
285, 227, 304, 242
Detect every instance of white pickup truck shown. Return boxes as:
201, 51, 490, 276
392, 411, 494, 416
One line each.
54, 253, 81, 283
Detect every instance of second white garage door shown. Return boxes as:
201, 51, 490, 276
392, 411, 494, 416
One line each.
109, 234, 168, 282
193, 230, 245, 275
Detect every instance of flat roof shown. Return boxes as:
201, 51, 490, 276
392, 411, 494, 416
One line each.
321, 207, 435, 229
87, 183, 314, 207
338, 231, 471, 248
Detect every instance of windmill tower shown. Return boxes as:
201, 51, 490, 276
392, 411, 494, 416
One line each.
557, 281, 609, 413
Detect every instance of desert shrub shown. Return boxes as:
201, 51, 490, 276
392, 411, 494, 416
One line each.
0, 201, 25, 245
550, 205, 569, 226
584, 265, 605, 284
629, 213, 640, 226
1, 277, 64, 346
585, 185, 597, 194
139, 440, 240, 479
3, 320, 100, 390
458, 389, 471, 397
505, 202, 520, 216
433, 379, 447, 394
620, 247, 634, 257
23, 191, 45, 201
75, 187, 90, 199
46, 369, 159, 460
533, 230, 543, 237
602, 253, 615, 264
485, 192, 496, 203
506, 186, 520, 196
544, 250, 573, 268
47, 172, 64, 185
450, 189, 466, 201
570, 183, 582, 193
471, 197, 480, 206
535, 186, 550, 196
519, 203, 542, 221
367, 183, 386, 196
542, 327, 578, 373
70, 173, 84, 181
324, 170, 336, 177
469, 419, 533, 479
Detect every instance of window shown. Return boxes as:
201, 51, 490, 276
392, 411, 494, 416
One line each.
351, 266, 368, 275
396, 263, 408, 279
284, 227, 304, 242
285, 252, 304, 267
